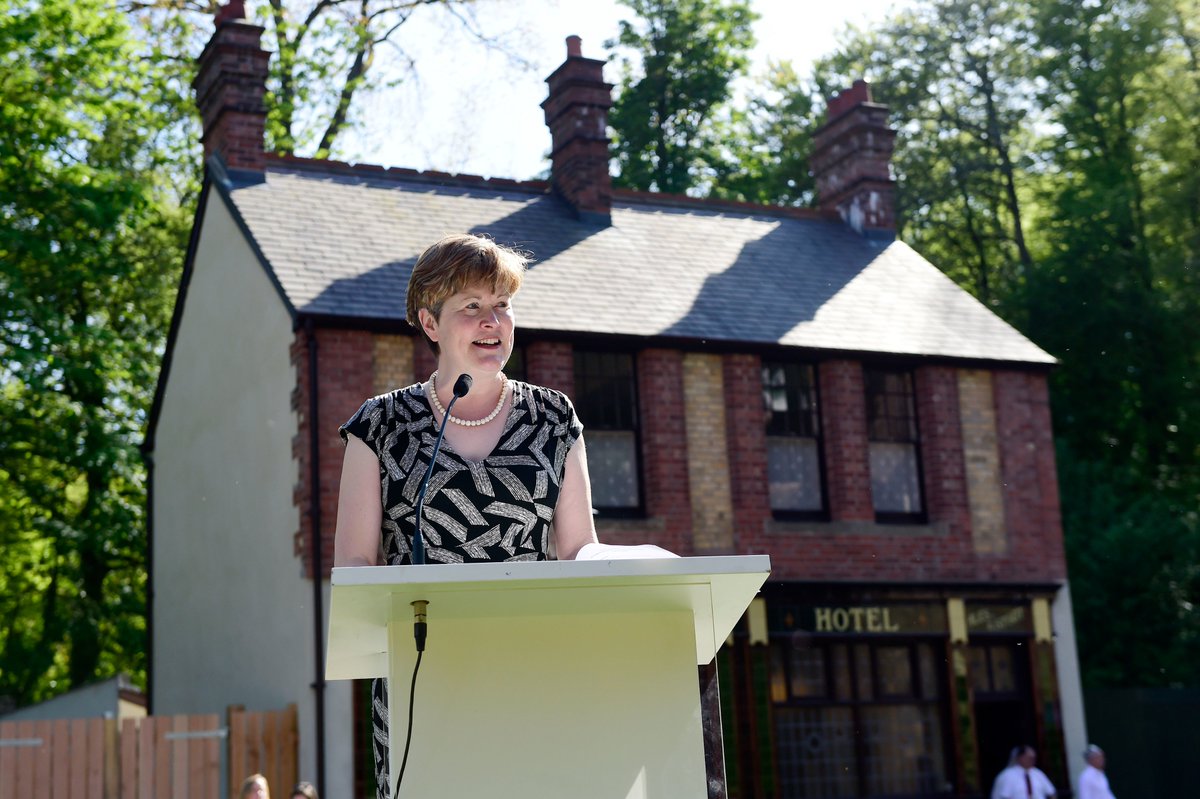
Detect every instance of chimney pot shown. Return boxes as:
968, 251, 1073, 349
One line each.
566, 35, 582, 58
215, 0, 246, 25
827, 79, 873, 120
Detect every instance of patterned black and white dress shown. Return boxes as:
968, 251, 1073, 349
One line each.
339, 379, 583, 798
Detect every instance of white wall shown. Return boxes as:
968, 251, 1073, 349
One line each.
1054, 582, 1087, 794
153, 190, 354, 795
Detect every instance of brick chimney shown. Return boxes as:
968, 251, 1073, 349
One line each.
193, 0, 269, 175
542, 36, 614, 224
810, 80, 897, 239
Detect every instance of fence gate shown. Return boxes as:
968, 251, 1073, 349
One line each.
0, 704, 297, 799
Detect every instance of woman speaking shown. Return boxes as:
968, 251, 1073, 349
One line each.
333, 233, 598, 797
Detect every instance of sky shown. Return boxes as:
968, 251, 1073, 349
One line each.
337, 0, 906, 180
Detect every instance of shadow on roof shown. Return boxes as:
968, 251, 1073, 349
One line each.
662, 220, 881, 342
468, 193, 608, 267
301, 192, 608, 319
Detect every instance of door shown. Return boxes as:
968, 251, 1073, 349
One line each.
969, 641, 1036, 795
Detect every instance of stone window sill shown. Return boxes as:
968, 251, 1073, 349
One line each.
765, 519, 950, 537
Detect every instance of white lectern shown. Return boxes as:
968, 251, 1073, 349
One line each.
326, 555, 770, 799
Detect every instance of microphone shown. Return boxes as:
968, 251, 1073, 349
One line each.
412, 373, 471, 565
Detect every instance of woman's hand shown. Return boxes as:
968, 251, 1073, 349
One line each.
333, 435, 383, 567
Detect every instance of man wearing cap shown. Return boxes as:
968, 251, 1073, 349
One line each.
1078, 745, 1117, 799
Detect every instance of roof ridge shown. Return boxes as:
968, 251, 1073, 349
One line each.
263, 153, 551, 194
611, 187, 836, 221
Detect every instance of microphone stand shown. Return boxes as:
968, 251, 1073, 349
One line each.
395, 373, 472, 799
412, 373, 472, 566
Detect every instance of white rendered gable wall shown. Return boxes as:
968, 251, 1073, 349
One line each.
151, 190, 353, 795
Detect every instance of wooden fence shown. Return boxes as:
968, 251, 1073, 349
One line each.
0, 704, 297, 799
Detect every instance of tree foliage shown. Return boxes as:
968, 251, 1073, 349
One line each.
709, 59, 818, 207
126, 0, 529, 159
816, 0, 1200, 687
812, 0, 1042, 308
0, 0, 194, 705
1, 0, 533, 711
607, 0, 757, 194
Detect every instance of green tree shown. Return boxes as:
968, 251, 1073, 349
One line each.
709, 59, 819, 207
1026, 0, 1200, 685
127, 0, 532, 159
607, 0, 757, 194
812, 0, 1041, 309
807, 0, 1200, 687
0, 0, 193, 704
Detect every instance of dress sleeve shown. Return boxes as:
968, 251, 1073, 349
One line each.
339, 395, 384, 453
561, 390, 584, 448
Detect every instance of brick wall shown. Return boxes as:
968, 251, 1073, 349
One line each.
682, 353, 735, 553
993, 369, 1065, 578
957, 369, 1008, 555
819, 360, 873, 522
525, 340, 573, 396
373, 334, 414, 394
626, 349, 692, 555
292, 328, 374, 578
915, 365, 970, 538
294, 329, 1066, 586
724, 354, 770, 548
719, 357, 1064, 585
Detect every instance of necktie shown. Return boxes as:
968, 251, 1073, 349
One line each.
1026, 771, 1034, 798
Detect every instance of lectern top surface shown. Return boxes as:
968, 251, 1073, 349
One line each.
326, 555, 770, 678
331, 553, 769, 587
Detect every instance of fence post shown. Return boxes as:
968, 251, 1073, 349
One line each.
227, 705, 246, 799
281, 704, 298, 794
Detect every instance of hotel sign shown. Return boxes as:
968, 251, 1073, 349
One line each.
780, 604, 947, 635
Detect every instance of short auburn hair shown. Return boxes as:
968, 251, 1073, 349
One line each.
405, 234, 528, 355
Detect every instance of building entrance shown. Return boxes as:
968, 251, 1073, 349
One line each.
969, 641, 1036, 795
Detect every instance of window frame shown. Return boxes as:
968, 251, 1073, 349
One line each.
572, 347, 645, 518
769, 634, 956, 799
761, 359, 829, 521
864, 367, 928, 524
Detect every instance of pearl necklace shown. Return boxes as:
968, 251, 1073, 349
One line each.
428, 371, 509, 427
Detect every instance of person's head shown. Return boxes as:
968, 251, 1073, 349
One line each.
240, 773, 270, 799
405, 234, 528, 359
1016, 745, 1037, 769
1084, 744, 1105, 770
290, 780, 319, 799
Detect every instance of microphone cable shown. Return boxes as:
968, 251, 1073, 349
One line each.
393, 601, 427, 799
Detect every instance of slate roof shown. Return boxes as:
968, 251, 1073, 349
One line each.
221, 157, 1055, 366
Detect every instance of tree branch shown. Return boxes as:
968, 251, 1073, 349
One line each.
317, 0, 373, 154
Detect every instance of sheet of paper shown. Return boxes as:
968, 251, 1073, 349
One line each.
575, 542, 680, 561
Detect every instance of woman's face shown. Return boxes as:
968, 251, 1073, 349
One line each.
420, 283, 515, 375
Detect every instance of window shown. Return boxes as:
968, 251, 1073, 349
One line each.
770, 638, 952, 799
865, 369, 925, 522
762, 362, 826, 518
573, 350, 641, 514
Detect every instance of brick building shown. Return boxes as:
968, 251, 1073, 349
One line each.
145, 4, 1086, 798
